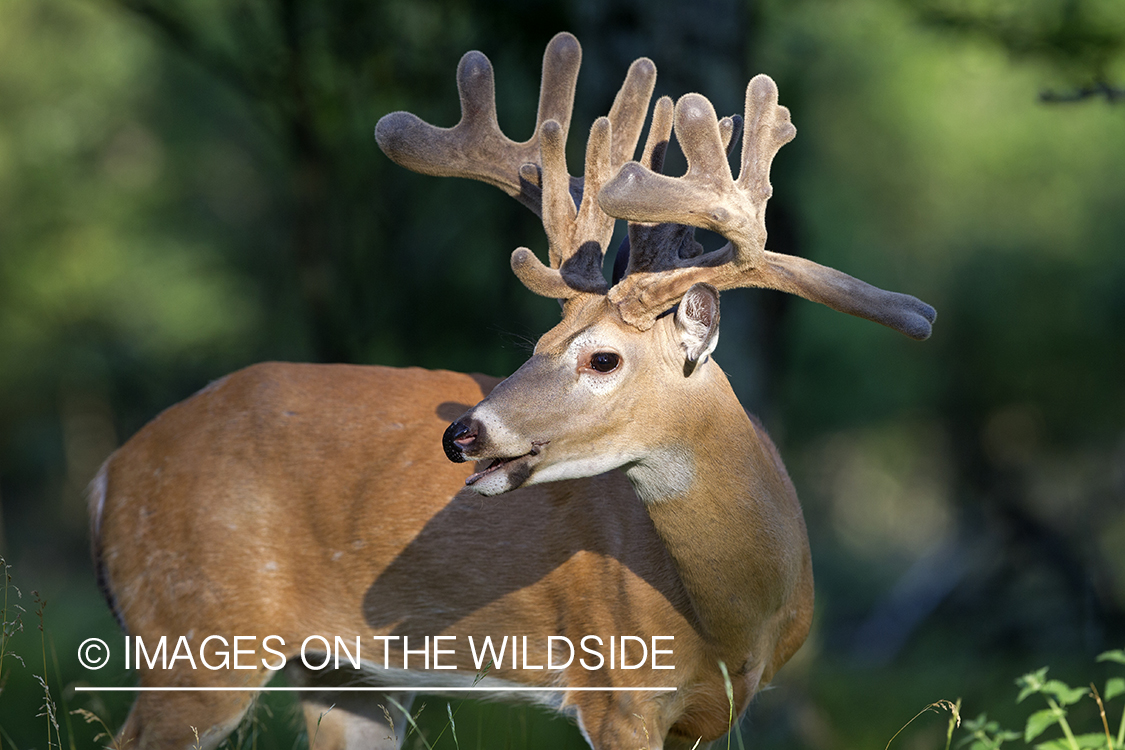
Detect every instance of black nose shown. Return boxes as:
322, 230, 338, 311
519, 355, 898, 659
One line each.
442, 420, 474, 463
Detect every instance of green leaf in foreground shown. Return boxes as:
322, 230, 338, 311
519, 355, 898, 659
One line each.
1019, 669, 1051, 703
1025, 708, 1063, 742
1035, 732, 1115, 750
959, 714, 1020, 749
1105, 677, 1125, 702
1097, 650, 1125, 666
1043, 680, 1089, 707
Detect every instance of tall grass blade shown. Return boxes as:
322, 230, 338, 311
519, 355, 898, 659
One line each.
887, 700, 960, 750
386, 696, 433, 750
718, 660, 734, 750
447, 702, 460, 750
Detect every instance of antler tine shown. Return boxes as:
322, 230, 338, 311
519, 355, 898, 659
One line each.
739, 77, 795, 204
509, 54, 656, 302
614, 99, 744, 281
619, 96, 685, 277
537, 34, 583, 138
511, 116, 615, 299
608, 58, 658, 170
601, 74, 936, 339
374, 32, 581, 216
638, 97, 739, 178
543, 120, 580, 271
517, 55, 656, 212
720, 114, 743, 159
609, 94, 740, 287
642, 96, 675, 176
601, 93, 757, 247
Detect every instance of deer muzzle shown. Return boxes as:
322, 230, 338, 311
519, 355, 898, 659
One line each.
442, 419, 477, 463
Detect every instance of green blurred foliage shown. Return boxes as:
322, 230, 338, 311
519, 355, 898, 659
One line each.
0, 0, 1122, 746
904, 0, 1125, 94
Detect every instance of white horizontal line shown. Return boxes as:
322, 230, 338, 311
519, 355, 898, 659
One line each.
75, 686, 676, 693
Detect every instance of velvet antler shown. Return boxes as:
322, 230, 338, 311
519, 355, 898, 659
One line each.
601, 76, 935, 339
375, 32, 656, 298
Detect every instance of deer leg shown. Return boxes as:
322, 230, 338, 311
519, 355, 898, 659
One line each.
115, 689, 254, 750
300, 691, 414, 750
573, 692, 669, 750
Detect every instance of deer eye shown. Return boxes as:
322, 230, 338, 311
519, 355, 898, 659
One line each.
589, 352, 620, 373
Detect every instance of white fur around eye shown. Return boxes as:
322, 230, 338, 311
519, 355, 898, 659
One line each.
567, 334, 624, 395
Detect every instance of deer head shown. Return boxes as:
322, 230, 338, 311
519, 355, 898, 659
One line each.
376, 32, 935, 498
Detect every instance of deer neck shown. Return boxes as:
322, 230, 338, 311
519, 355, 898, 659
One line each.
623, 363, 799, 660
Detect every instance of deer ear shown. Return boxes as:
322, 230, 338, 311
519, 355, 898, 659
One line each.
675, 283, 720, 370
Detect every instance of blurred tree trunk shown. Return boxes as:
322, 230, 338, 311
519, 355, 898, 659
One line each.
112, 0, 345, 361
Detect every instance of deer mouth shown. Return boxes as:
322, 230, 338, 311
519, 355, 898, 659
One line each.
464, 442, 547, 488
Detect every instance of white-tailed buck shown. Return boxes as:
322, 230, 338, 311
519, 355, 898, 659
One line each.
92, 32, 934, 750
